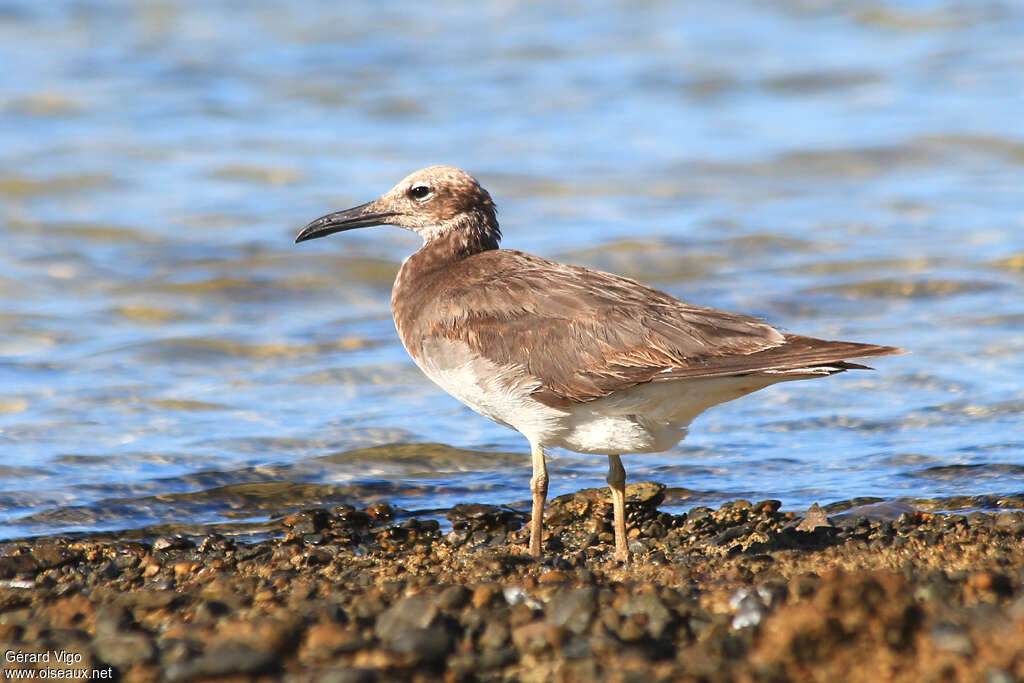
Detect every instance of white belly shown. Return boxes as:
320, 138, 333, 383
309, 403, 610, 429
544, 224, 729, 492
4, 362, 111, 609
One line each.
411, 337, 566, 438
550, 376, 780, 454
410, 337, 784, 455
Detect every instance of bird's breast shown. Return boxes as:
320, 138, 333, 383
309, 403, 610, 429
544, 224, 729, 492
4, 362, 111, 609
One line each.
408, 336, 567, 442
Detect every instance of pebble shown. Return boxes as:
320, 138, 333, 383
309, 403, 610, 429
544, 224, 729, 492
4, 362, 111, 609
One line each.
387, 625, 453, 665
620, 593, 672, 638
511, 621, 563, 654
0, 486, 1020, 682
164, 644, 278, 680
546, 587, 596, 635
796, 503, 833, 532
92, 632, 155, 669
437, 584, 470, 609
930, 621, 974, 656
303, 622, 355, 654
374, 594, 439, 644
538, 569, 569, 583
472, 583, 502, 609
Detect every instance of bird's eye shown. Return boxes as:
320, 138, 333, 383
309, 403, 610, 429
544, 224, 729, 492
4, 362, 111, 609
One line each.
408, 184, 434, 202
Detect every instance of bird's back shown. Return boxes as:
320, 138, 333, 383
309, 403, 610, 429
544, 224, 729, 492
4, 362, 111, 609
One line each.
394, 241, 900, 416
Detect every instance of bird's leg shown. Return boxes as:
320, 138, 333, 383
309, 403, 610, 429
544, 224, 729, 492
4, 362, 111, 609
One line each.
607, 454, 630, 562
529, 442, 548, 558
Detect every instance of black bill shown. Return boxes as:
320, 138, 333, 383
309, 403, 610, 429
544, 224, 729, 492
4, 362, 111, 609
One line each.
294, 202, 396, 243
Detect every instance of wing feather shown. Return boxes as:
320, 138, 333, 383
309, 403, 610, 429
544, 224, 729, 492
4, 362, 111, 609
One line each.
410, 250, 904, 407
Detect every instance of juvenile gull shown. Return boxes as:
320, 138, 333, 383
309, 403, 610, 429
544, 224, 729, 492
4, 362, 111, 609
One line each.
295, 165, 904, 562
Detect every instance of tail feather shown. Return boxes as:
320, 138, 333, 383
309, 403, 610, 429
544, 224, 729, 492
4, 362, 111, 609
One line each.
652, 334, 906, 381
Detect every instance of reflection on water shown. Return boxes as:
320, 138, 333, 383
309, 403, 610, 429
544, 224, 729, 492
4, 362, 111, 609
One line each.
0, 0, 1022, 539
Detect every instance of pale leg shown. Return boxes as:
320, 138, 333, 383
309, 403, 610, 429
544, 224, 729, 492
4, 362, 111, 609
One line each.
607, 454, 630, 562
529, 441, 549, 558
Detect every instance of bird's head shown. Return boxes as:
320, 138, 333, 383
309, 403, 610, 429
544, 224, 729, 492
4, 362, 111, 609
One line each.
295, 166, 500, 247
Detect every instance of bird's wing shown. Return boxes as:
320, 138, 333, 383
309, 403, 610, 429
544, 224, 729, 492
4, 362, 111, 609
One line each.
425, 250, 903, 408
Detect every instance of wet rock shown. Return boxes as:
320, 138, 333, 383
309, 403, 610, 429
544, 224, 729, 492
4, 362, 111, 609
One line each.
620, 592, 673, 638
512, 621, 564, 655
546, 587, 596, 635
386, 625, 454, 665
837, 501, 919, 523
374, 594, 439, 644
712, 524, 750, 546
92, 632, 155, 669
197, 533, 235, 553
2, 495, 1023, 681
478, 620, 510, 650
0, 544, 75, 578
447, 503, 523, 532
95, 561, 120, 581
164, 643, 278, 680
993, 512, 1024, 534
625, 481, 667, 507
365, 502, 394, 521
283, 509, 329, 534
152, 536, 193, 552
967, 511, 994, 527
437, 584, 470, 610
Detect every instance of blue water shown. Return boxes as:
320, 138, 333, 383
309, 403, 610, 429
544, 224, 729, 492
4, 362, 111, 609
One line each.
1, 0, 1022, 538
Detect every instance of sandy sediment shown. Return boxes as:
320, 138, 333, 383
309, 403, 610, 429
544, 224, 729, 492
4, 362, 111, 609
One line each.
1, 483, 1023, 682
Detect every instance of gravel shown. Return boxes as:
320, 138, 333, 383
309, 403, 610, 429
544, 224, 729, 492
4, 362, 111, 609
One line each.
1, 484, 1023, 681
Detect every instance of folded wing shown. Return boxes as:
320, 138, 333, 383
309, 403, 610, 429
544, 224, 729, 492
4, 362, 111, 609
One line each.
422, 250, 904, 408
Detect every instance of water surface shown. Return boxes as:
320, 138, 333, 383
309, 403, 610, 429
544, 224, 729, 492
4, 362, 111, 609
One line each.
1, 0, 1022, 538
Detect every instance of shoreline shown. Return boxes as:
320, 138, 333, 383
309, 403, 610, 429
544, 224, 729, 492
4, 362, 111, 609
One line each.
2, 483, 1022, 681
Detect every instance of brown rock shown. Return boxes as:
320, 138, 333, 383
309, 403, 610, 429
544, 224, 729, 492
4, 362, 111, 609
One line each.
511, 621, 564, 654
303, 622, 361, 657
437, 584, 470, 610
546, 587, 597, 636
472, 583, 502, 609
538, 570, 569, 584
164, 644, 277, 681
93, 632, 155, 669
796, 503, 833, 532
172, 562, 198, 577
216, 614, 302, 653
374, 594, 439, 644
478, 621, 510, 650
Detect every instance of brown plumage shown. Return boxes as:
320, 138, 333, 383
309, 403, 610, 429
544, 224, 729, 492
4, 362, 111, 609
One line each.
296, 165, 906, 563
394, 242, 899, 408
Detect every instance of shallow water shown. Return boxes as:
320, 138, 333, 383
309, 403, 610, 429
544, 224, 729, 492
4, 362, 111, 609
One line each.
1, 0, 1022, 539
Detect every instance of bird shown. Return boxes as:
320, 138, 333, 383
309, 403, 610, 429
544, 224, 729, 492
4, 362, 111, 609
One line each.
295, 165, 904, 562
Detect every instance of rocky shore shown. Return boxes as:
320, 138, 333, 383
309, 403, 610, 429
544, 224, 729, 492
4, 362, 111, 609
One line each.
2, 484, 1023, 682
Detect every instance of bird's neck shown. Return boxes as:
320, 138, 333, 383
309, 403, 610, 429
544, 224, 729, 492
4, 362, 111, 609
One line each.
425, 208, 500, 257
407, 209, 501, 272
392, 208, 501, 317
